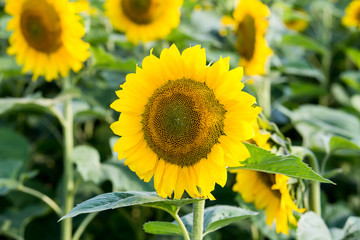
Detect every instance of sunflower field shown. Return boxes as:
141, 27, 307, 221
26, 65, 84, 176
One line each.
0, 0, 360, 239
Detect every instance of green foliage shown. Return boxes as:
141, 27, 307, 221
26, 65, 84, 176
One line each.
230, 143, 333, 184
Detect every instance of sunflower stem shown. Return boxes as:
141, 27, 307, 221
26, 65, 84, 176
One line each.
192, 199, 205, 240
61, 76, 75, 240
303, 149, 322, 216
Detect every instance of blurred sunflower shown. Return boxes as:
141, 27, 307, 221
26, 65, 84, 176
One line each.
342, 0, 360, 29
104, 0, 182, 44
222, 0, 272, 75
5, 0, 90, 81
232, 123, 305, 235
284, 8, 309, 32
110, 44, 261, 199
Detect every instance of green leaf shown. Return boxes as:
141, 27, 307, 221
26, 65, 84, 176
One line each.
90, 46, 137, 72
340, 71, 360, 91
143, 221, 183, 236
0, 179, 19, 196
101, 162, 154, 192
0, 128, 30, 177
297, 212, 331, 240
351, 94, 360, 113
329, 136, 360, 156
345, 48, 360, 69
178, 205, 257, 234
143, 198, 201, 215
59, 191, 201, 220
285, 105, 360, 150
0, 56, 21, 75
72, 145, 103, 184
230, 143, 333, 184
281, 61, 325, 82
203, 206, 257, 235
343, 216, 360, 240
282, 34, 327, 54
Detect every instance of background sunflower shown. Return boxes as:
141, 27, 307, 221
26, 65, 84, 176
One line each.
104, 0, 183, 44
6, 0, 90, 81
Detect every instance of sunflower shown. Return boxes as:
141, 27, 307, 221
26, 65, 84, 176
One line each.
104, 0, 182, 44
110, 44, 261, 199
283, 8, 309, 32
232, 123, 305, 235
342, 0, 360, 29
222, 0, 272, 75
5, 0, 90, 81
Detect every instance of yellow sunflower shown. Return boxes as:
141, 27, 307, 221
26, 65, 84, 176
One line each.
110, 44, 261, 199
104, 0, 182, 44
284, 8, 309, 32
232, 123, 305, 235
228, 0, 273, 75
5, 0, 90, 81
342, 0, 360, 29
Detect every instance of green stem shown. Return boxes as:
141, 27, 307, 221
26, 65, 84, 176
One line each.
72, 213, 98, 240
320, 153, 331, 175
192, 199, 205, 240
256, 77, 271, 118
302, 149, 322, 216
17, 184, 62, 217
61, 77, 75, 240
172, 210, 190, 240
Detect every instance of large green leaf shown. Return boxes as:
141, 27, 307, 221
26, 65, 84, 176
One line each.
203, 206, 257, 235
90, 46, 137, 72
101, 161, 154, 192
297, 212, 331, 240
340, 71, 360, 91
345, 48, 360, 69
229, 143, 333, 184
143, 222, 183, 236
178, 205, 257, 234
329, 136, 360, 156
342, 216, 360, 239
59, 191, 201, 220
72, 145, 103, 184
282, 34, 327, 54
0, 96, 65, 123
283, 105, 360, 150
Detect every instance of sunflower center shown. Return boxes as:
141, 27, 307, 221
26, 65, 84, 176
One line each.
236, 14, 256, 61
257, 172, 281, 199
142, 78, 226, 167
121, 0, 162, 25
20, 0, 62, 53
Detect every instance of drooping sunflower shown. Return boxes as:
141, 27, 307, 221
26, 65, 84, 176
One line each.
110, 44, 261, 199
5, 0, 90, 81
232, 123, 305, 235
342, 0, 360, 29
104, 0, 182, 44
222, 0, 272, 75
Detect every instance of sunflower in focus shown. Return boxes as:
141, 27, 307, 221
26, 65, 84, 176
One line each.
232, 123, 305, 235
5, 0, 90, 81
222, 0, 272, 75
342, 0, 360, 29
110, 44, 261, 199
104, 0, 182, 44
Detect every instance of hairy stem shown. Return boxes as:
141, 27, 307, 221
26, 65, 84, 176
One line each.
61, 77, 75, 240
192, 199, 205, 240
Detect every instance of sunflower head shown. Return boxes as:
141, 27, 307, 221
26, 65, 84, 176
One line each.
110, 44, 261, 199
5, 0, 90, 81
342, 0, 360, 29
232, 122, 305, 235
283, 8, 310, 32
223, 0, 273, 76
104, 0, 183, 44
